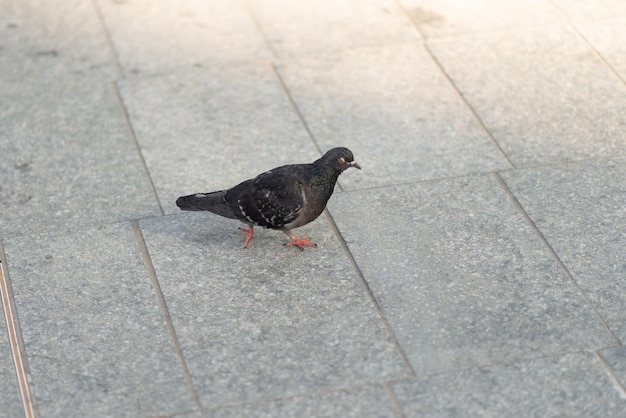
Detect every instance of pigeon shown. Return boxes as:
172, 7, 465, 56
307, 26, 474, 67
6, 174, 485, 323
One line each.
176, 147, 360, 249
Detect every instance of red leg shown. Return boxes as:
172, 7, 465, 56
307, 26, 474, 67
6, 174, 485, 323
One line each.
283, 231, 317, 250
239, 225, 254, 248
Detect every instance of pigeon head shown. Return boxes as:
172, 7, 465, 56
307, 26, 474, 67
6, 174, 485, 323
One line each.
321, 147, 361, 172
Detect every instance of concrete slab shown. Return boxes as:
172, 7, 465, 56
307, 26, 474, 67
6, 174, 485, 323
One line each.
575, 17, 626, 80
0, 0, 117, 81
197, 384, 397, 418
95, 0, 270, 76
248, 0, 419, 57
427, 26, 626, 166
138, 212, 409, 408
0, 80, 161, 236
0, 302, 24, 418
327, 174, 615, 375
500, 157, 626, 343
601, 346, 626, 391
117, 65, 321, 214
391, 352, 626, 416
276, 43, 510, 190
399, 0, 564, 37
2, 223, 194, 417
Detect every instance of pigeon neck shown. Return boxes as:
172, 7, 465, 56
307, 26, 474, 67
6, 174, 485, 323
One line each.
309, 161, 341, 187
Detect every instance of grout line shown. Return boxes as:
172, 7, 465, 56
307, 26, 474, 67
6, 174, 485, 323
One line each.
421, 43, 516, 169
0, 242, 37, 418
90, 0, 125, 79
596, 350, 626, 399
382, 381, 406, 418
322, 209, 417, 377
393, 0, 428, 40
269, 63, 336, 189
242, 0, 279, 60
111, 81, 165, 215
569, 25, 626, 87
131, 221, 203, 411
493, 172, 623, 346
269, 62, 323, 157
547, 0, 626, 88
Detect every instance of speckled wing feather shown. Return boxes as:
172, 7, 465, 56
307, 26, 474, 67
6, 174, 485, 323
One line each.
224, 166, 308, 230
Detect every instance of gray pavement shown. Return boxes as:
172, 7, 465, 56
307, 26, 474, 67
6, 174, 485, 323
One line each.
1, 0, 625, 417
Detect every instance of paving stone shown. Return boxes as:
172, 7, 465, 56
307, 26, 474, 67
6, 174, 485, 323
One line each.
398, 0, 564, 37
0, 0, 117, 81
427, 26, 626, 166
196, 384, 397, 418
0, 79, 161, 236
95, 0, 270, 76
327, 174, 615, 375
0, 299, 24, 418
277, 44, 510, 190
2, 223, 194, 417
500, 157, 626, 343
391, 352, 626, 417
138, 212, 409, 408
248, 0, 419, 57
601, 346, 626, 391
575, 17, 626, 80
117, 65, 320, 214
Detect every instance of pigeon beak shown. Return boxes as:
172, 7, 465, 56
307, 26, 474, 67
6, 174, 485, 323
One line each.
350, 161, 361, 170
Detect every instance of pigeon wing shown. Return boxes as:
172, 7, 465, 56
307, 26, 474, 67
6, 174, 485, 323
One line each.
225, 169, 305, 229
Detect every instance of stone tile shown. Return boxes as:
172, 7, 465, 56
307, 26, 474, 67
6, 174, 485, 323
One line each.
601, 346, 626, 390
399, 0, 564, 38
277, 44, 509, 190
0, 301, 24, 418
199, 385, 397, 418
575, 18, 626, 80
138, 212, 409, 408
95, 0, 270, 76
2, 223, 194, 417
0, 80, 161, 236
117, 65, 320, 214
428, 26, 626, 166
0, 0, 117, 81
392, 352, 626, 417
248, 0, 419, 57
327, 174, 615, 375
500, 157, 626, 343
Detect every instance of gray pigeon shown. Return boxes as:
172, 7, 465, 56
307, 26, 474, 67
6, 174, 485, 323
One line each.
176, 147, 360, 249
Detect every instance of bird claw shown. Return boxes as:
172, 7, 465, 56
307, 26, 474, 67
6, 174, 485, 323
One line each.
285, 237, 317, 250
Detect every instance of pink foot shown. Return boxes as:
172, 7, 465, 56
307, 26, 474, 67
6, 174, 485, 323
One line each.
285, 236, 317, 250
239, 226, 254, 248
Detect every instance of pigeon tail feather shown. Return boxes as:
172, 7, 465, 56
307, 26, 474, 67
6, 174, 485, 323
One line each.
176, 191, 239, 219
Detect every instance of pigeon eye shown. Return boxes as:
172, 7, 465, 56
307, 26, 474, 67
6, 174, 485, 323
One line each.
338, 157, 346, 164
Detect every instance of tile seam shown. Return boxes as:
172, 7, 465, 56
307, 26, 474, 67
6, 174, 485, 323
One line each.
493, 172, 623, 346
90, 0, 125, 79
0, 242, 37, 418
596, 350, 626, 399
382, 381, 407, 418
421, 43, 516, 169
393, 0, 427, 40
242, 0, 279, 60
268, 63, 328, 168
548, 0, 626, 87
131, 221, 203, 411
322, 209, 417, 377
111, 81, 165, 215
